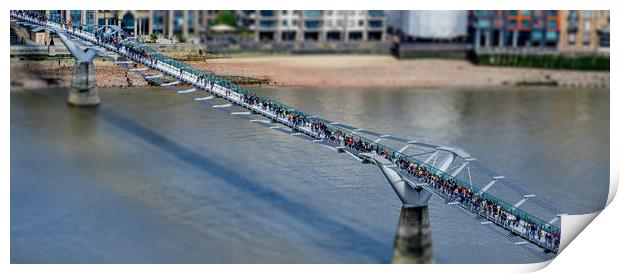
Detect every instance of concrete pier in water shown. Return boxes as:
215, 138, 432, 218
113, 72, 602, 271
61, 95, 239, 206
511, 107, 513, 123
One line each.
68, 59, 100, 107
359, 152, 434, 263
392, 205, 434, 264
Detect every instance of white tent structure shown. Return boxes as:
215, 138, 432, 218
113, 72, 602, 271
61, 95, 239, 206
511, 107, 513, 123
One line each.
388, 10, 468, 39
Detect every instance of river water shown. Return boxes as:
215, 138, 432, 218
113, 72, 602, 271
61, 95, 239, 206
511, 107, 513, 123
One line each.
11, 86, 609, 263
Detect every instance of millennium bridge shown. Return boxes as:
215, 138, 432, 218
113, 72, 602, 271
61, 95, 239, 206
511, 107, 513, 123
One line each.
11, 11, 564, 261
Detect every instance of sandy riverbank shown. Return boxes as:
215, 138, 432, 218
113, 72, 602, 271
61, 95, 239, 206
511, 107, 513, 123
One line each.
10, 55, 610, 90
193, 55, 609, 88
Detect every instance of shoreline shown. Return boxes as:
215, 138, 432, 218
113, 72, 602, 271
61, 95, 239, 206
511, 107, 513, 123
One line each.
10, 55, 610, 90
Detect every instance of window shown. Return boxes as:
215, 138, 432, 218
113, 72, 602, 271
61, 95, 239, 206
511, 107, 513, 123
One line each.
304, 20, 321, 29
368, 20, 383, 28
188, 11, 195, 33
336, 19, 343, 27
521, 20, 530, 28
327, 20, 333, 27
152, 10, 164, 34
477, 19, 490, 28
349, 11, 355, 16
86, 10, 95, 25
70, 10, 82, 26
548, 20, 557, 29
568, 33, 576, 45
292, 20, 298, 26
358, 20, 364, 27
368, 10, 384, 17
173, 10, 183, 33
584, 20, 591, 31
548, 10, 558, 16
474, 11, 489, 16
326, 10, 333, 16
533, 19, 543, 28
509, 20, 517, 28
49, 10, 61, 22
568, 20, 578, 30
583, 10, 592, 18
521, 10, 531, 16
260, 20, 275, 28
494, 19, 503, 27
532, 30, 542, 41
583, 34, 591, 45
305, 10, 321, 18
260, 10, 275, 17
348, 19, 354, 28
599, 10, 606, 17
282, 10, 288, 15
293, 10, 299, 15
281, 20, 287, 26
546, 31, 558, 41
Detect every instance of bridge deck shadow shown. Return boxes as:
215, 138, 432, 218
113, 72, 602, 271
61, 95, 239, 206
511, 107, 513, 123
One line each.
99, 108, 391, 262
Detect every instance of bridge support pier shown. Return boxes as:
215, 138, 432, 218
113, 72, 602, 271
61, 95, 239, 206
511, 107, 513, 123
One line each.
48, 29, 100, 107
392, 205, 434, 264
68, 59, 100, 107
359, 152, 434, 263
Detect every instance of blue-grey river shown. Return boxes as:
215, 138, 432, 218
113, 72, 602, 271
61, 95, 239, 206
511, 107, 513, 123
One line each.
11, 86, 609, 263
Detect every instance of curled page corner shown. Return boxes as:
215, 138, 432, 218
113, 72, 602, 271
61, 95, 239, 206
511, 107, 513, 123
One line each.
606, 172, 618, 207
526, 259, 554, 272
553, 172, 618, 258
517, 211, 603, 273
558, 211, 601, 254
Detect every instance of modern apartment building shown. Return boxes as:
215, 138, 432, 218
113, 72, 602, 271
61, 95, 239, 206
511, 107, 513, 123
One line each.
558, 10, 610, 52
469, 10, 561, 49
236, 10, 387, 42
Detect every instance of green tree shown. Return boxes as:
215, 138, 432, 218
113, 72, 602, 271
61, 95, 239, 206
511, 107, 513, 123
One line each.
149, 33, 158, 42
215, 10, 236, 27
175, 33, 187, 43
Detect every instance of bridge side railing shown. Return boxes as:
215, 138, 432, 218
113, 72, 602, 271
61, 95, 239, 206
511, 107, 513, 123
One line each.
316, 124, 561, 235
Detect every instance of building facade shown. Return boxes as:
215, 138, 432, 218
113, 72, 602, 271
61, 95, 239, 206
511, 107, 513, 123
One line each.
236, 10, 387, 42
558, 10, 610, 52
45, 10, 206, 41
469, 10, 561, 49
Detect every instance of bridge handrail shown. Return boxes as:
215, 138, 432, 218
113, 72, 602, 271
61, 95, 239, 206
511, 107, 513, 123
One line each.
314, 124, 561, 235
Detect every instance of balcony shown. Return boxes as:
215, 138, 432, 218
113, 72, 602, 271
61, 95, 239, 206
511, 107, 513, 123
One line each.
304, 20, 322, 29
259, 20, 277, 30
368, 10, 385, 18
473, 10, 492, 17
259, 10, 276, 18
368, 20, 383, 29
304, 10, 321, 18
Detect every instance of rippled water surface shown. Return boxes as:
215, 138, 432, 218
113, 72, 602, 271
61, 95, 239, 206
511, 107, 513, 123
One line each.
11, 86, 609, 263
